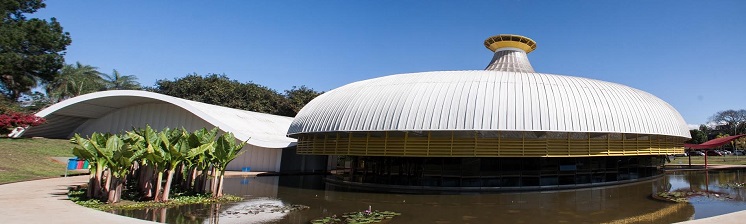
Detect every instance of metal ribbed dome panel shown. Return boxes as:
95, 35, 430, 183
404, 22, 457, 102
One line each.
288, 70, 690, 138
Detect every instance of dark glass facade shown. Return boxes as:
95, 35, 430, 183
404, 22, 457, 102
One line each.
332, 156, 665, 190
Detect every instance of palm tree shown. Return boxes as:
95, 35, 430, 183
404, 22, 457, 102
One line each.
101, 69, 141, 90
46, 62, 104, 102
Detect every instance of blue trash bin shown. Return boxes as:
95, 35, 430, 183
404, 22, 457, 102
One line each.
67, 158, 78, 170
241, 167, 251, 172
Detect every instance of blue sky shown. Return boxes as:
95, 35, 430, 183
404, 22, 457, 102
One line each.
32, 1, 745, 125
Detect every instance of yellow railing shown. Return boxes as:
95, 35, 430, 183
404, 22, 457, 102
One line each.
295, 131, 685, 157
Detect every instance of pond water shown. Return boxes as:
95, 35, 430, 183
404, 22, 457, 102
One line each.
115, 169, 746, 224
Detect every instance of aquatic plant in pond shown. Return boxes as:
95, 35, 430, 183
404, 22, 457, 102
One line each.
68, 188, 242, 211
655, 190, 734, 203
222, 203, 309, 215
720, 182, 746, 189
311, 206, 401, 224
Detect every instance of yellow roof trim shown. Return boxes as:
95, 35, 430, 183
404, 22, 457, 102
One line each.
484, 34, 537, 53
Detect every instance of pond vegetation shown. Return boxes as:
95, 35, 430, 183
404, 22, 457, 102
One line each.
720, 182, 746, 189
68, 187, 242, 211
655, 190, 733, 203
311, 206, 401, 224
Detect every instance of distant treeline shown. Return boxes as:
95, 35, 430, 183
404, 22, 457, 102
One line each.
147, 73, 322, 117
690, 109, 746, 149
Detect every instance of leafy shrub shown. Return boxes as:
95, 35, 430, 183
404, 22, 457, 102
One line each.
311, 207, 401, 224
0, 112, 46, 134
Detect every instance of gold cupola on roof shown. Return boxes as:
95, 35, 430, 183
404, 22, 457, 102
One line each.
483, 34, 537, 73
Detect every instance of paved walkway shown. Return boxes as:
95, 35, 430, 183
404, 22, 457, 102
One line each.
679, 211, 746, 224
0, 171, 267, 224
0, 175, 153, 224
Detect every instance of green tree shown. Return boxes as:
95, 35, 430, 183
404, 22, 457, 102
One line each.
709, 109, 746, 135
46, 62, 104, 102
688, 129, 708, 144
0, 95, 22, 113
284, 85, 323, 116
17, 91, 52, 111
101, 69, 141, 90
150, 73, 321, 116
151, 73, 289, 115
0, 0, 72, 101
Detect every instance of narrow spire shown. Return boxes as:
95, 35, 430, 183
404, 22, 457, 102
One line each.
483, 34, 537, 73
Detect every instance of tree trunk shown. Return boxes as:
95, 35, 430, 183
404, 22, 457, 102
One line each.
87, 175, 95, 199
93, 164, 104, 199
154, 171, 163, 202
200, 167, 210, 194
210, 167, 219, 196
103, 169, 112, 200
215, 173, 225, 197
173, 164, 183, 189
116, 178, 123, 202
107, 177, 123, 204
185, 167, 195, 190
193, 169, 201, 193
139, 164, 154, 198
194, 169, 202, 193
161, 168, 175, 202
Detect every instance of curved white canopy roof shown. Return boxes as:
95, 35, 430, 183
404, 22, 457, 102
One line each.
25, 90, 296, 148
288, 70, 691, 138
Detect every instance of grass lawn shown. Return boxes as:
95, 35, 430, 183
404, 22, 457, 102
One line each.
0, 137, 77, 184
667, 155, 746, 166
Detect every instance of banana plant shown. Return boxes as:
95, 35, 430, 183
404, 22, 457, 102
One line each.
183, 130, 216, 193
211, 132, 247, 197
98, 134, 140, 203
158, 128, 189, 201
71, 132, 111, 199
186, 128, 218, 193
126, 125, 166, 201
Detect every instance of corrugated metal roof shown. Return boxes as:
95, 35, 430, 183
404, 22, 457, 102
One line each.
484, 48, 535, 72
287, 70, 691, 138
25, 90, 296, 148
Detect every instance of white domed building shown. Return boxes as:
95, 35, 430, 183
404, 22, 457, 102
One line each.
287, 34, 690, 191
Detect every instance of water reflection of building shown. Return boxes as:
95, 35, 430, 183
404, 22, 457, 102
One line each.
222, 176, 280, 198
288, 34, 691, 191
305, 177, 695, 223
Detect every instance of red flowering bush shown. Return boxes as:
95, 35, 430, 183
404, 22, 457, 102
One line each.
0, 112, 46, 135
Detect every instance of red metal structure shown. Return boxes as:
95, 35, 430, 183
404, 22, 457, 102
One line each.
683, 134, 746, 169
